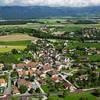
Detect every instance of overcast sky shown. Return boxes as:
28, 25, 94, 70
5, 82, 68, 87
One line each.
0, 0, 100, 7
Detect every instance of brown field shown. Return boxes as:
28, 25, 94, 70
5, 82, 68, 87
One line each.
0, 34, 38, 41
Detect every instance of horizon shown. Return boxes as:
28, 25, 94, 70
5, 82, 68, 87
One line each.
0, 0, 100, 7
0, 5, 100, 8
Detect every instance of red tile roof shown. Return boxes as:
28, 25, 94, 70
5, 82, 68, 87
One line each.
17, 79, 32, 88
16, 62, 37, 68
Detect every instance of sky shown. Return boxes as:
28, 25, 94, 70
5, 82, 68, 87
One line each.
0, 0, 100, 7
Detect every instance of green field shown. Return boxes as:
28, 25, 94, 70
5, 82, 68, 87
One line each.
10, 92, 98, 100
0, 40, 31, 46
1, 22, 100, 33
0, 46, 26, 53
57, 24, 100, 32
0, 23, 42, 29
48, 92, 96, 100
0, 40, 31, 52
68, 41, 100, 49
89, 54, 100, 62
0, 34, 36, 52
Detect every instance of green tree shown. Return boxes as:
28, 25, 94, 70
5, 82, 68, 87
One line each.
11, 70, 18, 78
19, 85, 28, 94
79, 97, 88, 100
11, 49, 18, 54
28, 88, 33, 94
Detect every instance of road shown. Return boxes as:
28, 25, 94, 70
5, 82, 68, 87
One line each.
4, 71, 12, 95
59, 74, 77, 91
82, 87, 100, 92
34, 79, 47, 100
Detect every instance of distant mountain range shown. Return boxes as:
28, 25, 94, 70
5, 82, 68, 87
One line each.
0, 6, 100, 20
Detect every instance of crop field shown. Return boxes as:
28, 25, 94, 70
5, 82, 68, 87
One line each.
0, 41, 31, 46
0, 34, 37, 41
0, 23, 43, 29
0, 34, 37, 52
0, 45, 26, 53
0, 40, 30, 52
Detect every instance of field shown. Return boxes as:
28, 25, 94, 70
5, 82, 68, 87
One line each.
0, 34, 37, 41
1, 21, 100, 33
67, 41, 100, 49
0, 34, 37, 52
38, 19, 100, 32
0, 41, 31, 46
48, 92, 96, 100
10, 92, 98, 100
0, 23, 43, 30
57, 24, 100, 32
0, 45, 26, 52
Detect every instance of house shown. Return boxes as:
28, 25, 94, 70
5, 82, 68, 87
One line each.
27, 62, 38, 68
17, 79, 32, 89
57, 65, 62, 71
42, 63, 52, 73
12, 86, 20, 95
40, 74, 46, 79
15, 62, 38, 77
16, 62, 37, 70
0, 63, 4, 70
79, 75, 88, 81
16, 63, 26, 70
17, 70, 23, 77
64, 82, 76, 92
0, 79, 7, 87
23, 59, 31, 64
51, 75, 60, 83
32, 82, 38, 90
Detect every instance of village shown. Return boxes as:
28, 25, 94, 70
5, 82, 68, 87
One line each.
0, 37, 99, 100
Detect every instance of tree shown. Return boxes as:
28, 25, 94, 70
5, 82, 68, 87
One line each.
11, 70, 18, 78
35, 88, 40, 93
62, 89, 68, 97
11, 49, 18, 54
79, 97, 88, 100
2, 64, 12, 71
19, 85, 28, 94
92, 89, 100, 97
27, 43, 38, 52
28, 88, 33, 94
29, 75, 35, 82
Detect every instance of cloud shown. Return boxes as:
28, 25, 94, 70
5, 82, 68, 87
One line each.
0, 0, 100, 7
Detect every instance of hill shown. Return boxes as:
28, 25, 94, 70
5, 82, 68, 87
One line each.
0, 6, 100, 19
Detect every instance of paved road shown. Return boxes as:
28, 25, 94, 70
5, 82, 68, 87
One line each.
82, 87, 100, 92
4, 71, 12, 95
59, 74, 77, 91
34, 79, 47, 100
